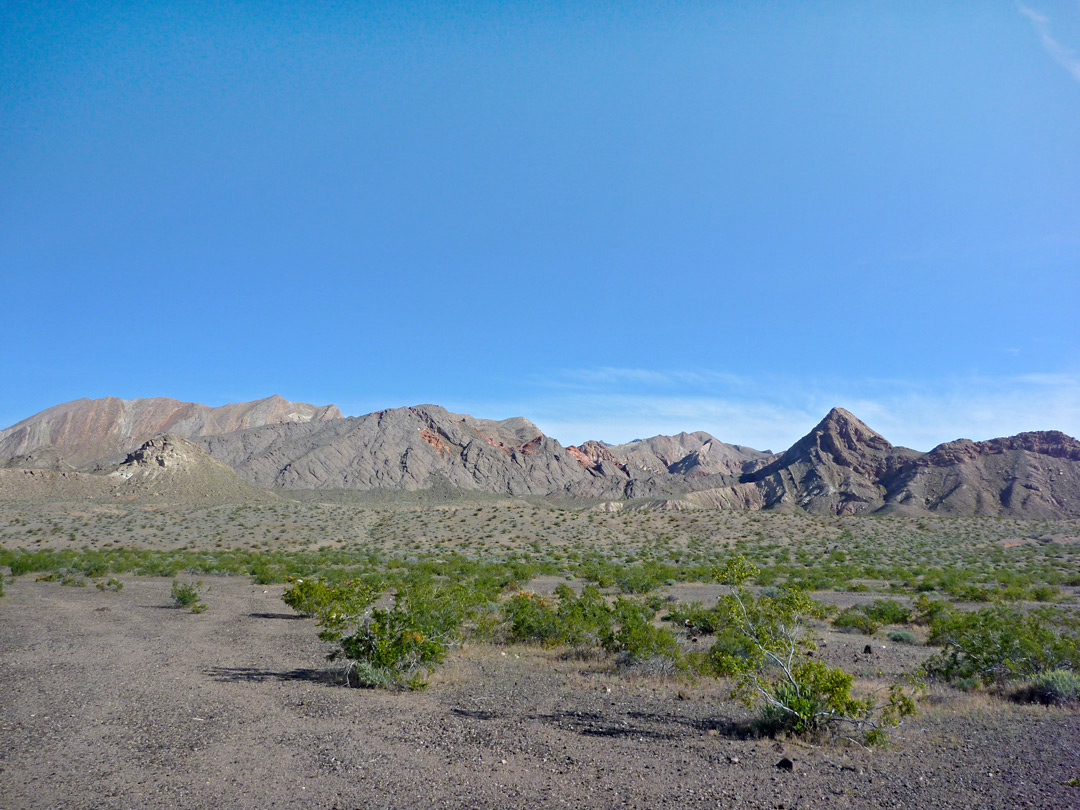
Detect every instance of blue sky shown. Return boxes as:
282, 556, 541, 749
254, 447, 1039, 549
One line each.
2, 1, 1078, 452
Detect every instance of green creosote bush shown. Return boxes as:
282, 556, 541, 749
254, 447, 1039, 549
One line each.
912, 595, 948, 626
864, 599, 911, 626
922, 604, 1080, 687
601, 597, 684, 672
833, 599, 912, 635
335, 604, 449, 690
282, 577, 347, 618
832, 607, 880, 636
36, 572, 86, 587
887, 630, 918, 645
708, 556, 917, 747
170, 579, 207, 613
665, 601, 724, 635
284, 576, 477, 690
501, 584, 684, 671
503, 591, 560, 644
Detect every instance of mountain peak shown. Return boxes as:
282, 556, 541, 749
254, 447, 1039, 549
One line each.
810, 407, 890, 451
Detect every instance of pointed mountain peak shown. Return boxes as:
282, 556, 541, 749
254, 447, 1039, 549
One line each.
812, 407, 889, 446
779, 407, 896, 472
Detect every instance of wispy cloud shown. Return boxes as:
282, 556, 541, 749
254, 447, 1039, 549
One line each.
1020, 4, 1080, 82
447, 368, 1080, 453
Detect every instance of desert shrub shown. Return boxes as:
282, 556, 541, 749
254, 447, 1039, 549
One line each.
708, 557, 916, 746
887, 630, 918, 645
602, 597, 683, 669
864, 599, 911, 625
923, 604, 1080, 686
556, 584, 615, 646
615, 562, 671, 594
577, 558, 617, 588
665, 601, 724, 635
1013, 669, 1080, 705
171, 579, 207, 613
912, 595, 948, 626
308, 577, 473, 690
334, 604, 449, 690
1029, 585, 1060, 603
282, 577, 352, 618
9, 557, 35, 577
37, 571, 86, 587
95, 578, 123, 592
832, 607, 879, 635
503, 591, 561, 643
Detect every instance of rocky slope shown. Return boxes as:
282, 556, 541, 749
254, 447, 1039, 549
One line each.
197, 405, 626, 497
0, 395, 342, 468
882, 431, 1080, 517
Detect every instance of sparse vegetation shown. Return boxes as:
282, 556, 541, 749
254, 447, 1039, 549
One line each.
1014, 669, 1080, 705
170, 579, 207, 613
707, 557, 917, 746
922, 604, 1080, 686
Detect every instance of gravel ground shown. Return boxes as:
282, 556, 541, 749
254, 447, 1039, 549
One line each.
1, 575, 1078, 810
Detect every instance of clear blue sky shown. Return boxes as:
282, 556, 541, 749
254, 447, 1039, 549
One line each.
2, 1, 1078, 452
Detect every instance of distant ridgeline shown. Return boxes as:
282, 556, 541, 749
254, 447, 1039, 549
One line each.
2, 396, 1080, 517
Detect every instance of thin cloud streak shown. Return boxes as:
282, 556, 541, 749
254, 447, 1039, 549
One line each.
1020, 4, 1080, 82
453, 370, 1080, 453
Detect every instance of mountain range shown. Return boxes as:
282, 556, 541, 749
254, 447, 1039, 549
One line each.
2, 395, 1079, 518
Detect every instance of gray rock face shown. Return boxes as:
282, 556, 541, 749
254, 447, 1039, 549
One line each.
197, 405, 595, 496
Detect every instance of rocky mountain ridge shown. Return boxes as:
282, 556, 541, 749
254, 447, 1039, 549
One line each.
3, 398, 1079, 517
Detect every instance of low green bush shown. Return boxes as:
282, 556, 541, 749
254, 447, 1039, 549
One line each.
665, 601, 724, 634
864, 599, 911, 625
1014, 669, 1080, 705
887, 630, 918, 645
923, 605, 1080, 686
171, 579, 207, 612
832, 607, 879, 635
503, 591, 560, 644
602, 597, 683, 670
334, 604, 449, 690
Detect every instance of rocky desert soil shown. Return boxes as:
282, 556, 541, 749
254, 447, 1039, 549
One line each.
2, 575, 1078, 810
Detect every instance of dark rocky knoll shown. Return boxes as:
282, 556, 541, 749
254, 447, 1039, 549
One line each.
739, 407, 923, 515
655, 409, 1080, 517
0, 394, 342, 468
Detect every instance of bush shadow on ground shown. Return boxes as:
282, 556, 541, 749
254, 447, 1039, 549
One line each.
450, 706, 752, 741
206, 666, 340, 685
248, 612, 306, 620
